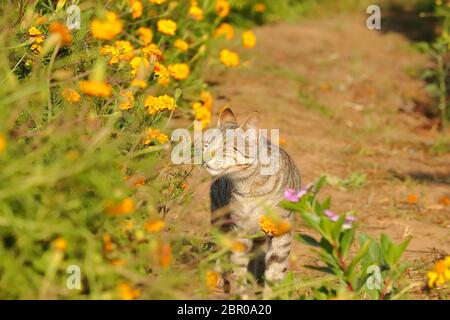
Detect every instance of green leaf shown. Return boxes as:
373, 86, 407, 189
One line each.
339, 228, 355, 260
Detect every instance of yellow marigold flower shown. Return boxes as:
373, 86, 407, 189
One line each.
28, 26, 45, 43
137, 27, 153, 45
215, 0, 230, 17
91, 12, 123, 40
206, 271, 221, 290
105, 198, 135, 216
115, 40, 135, 61
79, 80, 112, 97
49, 21, 72, 46
157, 19, 177, 36
168, 63, 190, 80
0, 133, 5, 153
427, 257, 450, 288
174, 39, 189, 52
100, 45, 119, 64
118, 282, 141, 300
129, 0, 143, 19
145, 95, 175, 114
62, 88, 81, 103
30, 44, 42, 54
189, 5, 204, 21
253, 3, 266, 13
214, 23, 234, 40
52, 237, 67, 251
130, 56, 150, 77
158, 77, 171, 86
144, 219, 166, 232
131, 78, 148, 88
259, 215, 291, 237
193, 102, 211, 128
220, 49, 240, 67
154, 62, 170, 80
144, 128, 169, 144
149, 0, 167, 4
119, 90, 134, 110
242, 30, 256, 49
142, 43, 163, 61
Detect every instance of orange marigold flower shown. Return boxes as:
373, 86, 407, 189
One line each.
105, 198, 135, 216
137, 27, 153, 45
52, 237, 67, 251
91, 12, 123, 40
206, 271, 221, 290
439, 195, 450, 206
427, 256, 450, 288
131, 78, 148, 88
259, 215, 291, 237
158, 243, 172, 267
154, 62, 170, 80
200, 90, 213, 110
253, 3, 266, 13
157, 19, 177, 36
214, 23, 234, 40
118, 282, 141, 300
144, 128, 169, 144
168, 63, 190, 80
220, 49, 240, 67
129, 0, 143, 19
79, 80, 112, 97
142, 43, 163, 61
119, 89, 134, 110
0, 133, 6, 153
174, 39, 189, 52
130, 56, 150, 77
144, 219, 166, 232
407, 194, 418, 204
215, 0, 230, 17
62, 88, 80, 103
242, 30, 256, 49
144, 95, 175, 114
102, 233, 114, 252
49, 21, 72, 46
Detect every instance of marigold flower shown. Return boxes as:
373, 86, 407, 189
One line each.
62, 88, 81, 103
168, 63, 190, 80
91, 12, 123, 40
35, 16, 47, 25
157, 19, 177, 36
52, 237, 67, 251
149, 0, 167, 4
129, 0, 143, 19
144, 128, 169, 144
174, 39, 189, 52
101, 41, 134, 65
220, 49, 239, 67
206, 271, 221, 290
214, 23, 234, 40
259, 215, 291, 237
142, 44, 163, 61
427, 257, 450, 288
119, 90, 134, 110
144, 219, 166, 232
440, 195, 450, 206
0, 133, 5, 153
131, 78, 148, 88
49, 21, 72, 46
79, 80, 112, 97
118, 282, 141, 300
137, 27, 153, 45
28, 26, 45, 43
154, 62, 170, 80
189, 5, 204, 21
105, 198, 135, 216
215, 0, 230, 17
144, 95, 175, 114
158, 243, 172, 267
242, 30, 256, 48
193, 102, 211, 128
253, 3, 266, 13
102, 233, 114, 252
30, 44, 42, 54
200, 90, 213, 110
407, 194, 418, 204
130, 56, 150, 77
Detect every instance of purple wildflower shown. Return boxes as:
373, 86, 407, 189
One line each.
324, 210, 357, 230
284, 186, 309, 203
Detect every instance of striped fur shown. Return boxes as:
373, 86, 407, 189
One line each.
206, 108, 301, 298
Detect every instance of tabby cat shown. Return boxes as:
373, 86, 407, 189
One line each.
203, 108, 301, 298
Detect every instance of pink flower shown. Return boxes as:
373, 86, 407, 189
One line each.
324, 210, 356, 230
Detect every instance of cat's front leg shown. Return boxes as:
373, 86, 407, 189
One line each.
230, 238, 253, 299
263, 231, 292, 299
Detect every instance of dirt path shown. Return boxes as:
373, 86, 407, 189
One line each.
178, 13, 450, 295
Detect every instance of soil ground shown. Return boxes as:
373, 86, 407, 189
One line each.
173, 12, 450, 298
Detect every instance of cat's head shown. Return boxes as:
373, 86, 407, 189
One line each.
202, 108, 261, 176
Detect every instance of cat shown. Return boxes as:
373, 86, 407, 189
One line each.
204, 108, 301, 298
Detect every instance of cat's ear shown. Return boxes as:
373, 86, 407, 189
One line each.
218, 107, 237, 127
241, 112, 260, 130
